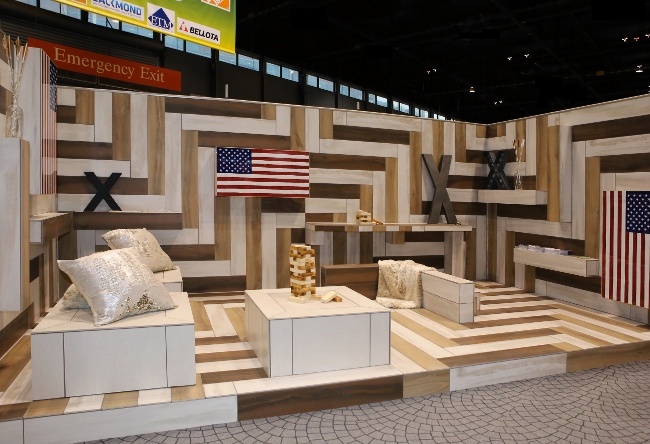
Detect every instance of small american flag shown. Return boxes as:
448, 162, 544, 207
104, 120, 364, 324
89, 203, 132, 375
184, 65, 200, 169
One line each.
215, 147, 310, 198
602, 191, 650, 308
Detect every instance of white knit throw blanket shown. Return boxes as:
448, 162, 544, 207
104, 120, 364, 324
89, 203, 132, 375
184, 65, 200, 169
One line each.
375, 260, 435, 309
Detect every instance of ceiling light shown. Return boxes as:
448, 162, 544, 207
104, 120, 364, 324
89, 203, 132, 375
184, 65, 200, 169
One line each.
507, 56, 512, 61
469, 86, 475, 93
634, 37, 640, 42
637, 65, 643, 73
524, 53, 530, 58
622, 37, 628, 42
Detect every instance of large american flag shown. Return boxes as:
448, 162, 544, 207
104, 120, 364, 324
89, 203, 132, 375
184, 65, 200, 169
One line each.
215, 147, 309, 198
602, 191, 650, 308
41, 54, 57, 195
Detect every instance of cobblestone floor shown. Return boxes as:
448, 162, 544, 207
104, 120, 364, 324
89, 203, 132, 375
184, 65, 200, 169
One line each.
87, 360, 650, 444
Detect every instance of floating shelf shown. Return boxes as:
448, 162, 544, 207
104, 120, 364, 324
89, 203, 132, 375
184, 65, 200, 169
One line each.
514, 248, 599, 277
306, 222, 472, 233
30, 212, 73, 244
73, 211, 183, 230
478, 190, 547, 205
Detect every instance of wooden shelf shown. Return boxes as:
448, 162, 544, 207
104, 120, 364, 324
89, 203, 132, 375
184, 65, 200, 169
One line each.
30, 212, 72, 244
306, 222, 472, 233
73, 211, 183, 230
478, 190, 547, 205
514, 248, 599, 277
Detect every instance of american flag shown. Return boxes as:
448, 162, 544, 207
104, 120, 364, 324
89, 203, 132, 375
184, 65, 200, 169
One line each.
41, 54, 57, 195
215, 147, 309, 198
602, 191, 650, 308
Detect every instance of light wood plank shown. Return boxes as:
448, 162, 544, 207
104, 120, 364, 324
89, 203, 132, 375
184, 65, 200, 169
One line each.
536, 116, 548, 191
403, 370, 450, 398
385, 158, 398, 223
547, 125, 560, 221
224, 307, 247, 342
24, 398, 69, 418
584, 157, 600, 258
190, 301, 212, 332
181, 130, 199, 228
411, 308, 469, 331
276, 228, 291, 288
171, 373, 205, 402
198, 147, 215, 244
433, 120, 444, 162
164, 112, 182, 211
410, 132, 423, 215
112, 93, 130, 160
75, 90, 94, 125
551, 326, 613, 347
147, 95, 165, 195
553, 313, 640, 343
290, 107, 305, 151
319, 109, 333, 139
130, 93, 148, 178
246, 198, 262, 289
214, 197, 231, 261
0, 336, 30, 392
261, 104, 276, 120
392, 312, 459, 348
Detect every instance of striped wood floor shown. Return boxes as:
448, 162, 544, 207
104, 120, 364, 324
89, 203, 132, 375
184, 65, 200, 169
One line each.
1, 283, 650, 425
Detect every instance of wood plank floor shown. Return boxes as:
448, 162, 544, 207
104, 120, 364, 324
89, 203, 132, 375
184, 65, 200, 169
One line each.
1, 285, 649, 423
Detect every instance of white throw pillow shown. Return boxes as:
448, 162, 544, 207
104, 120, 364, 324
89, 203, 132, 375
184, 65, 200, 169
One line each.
101, 228, 174, 272
61, 284, 89, 310
58, 248, 176, 326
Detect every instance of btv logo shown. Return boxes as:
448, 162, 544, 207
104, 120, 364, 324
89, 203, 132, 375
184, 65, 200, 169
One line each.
147, 4, 174, 31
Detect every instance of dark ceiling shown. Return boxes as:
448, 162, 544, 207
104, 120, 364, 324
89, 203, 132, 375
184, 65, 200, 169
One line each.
236, 0, 650, 122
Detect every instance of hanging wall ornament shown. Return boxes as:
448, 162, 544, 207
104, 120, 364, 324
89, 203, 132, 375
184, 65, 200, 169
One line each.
2, 33, 29, 138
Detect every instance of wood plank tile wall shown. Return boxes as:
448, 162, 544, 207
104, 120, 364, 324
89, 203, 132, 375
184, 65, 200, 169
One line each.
50, 86, 650, 312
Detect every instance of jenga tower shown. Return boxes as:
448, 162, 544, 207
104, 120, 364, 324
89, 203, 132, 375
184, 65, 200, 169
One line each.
289, 244, 316, 299
356, 210, 371, 223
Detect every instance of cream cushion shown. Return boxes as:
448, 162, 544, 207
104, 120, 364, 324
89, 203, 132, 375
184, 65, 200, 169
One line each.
61, 284, 89, 310
58, 248, 176, 326
101, 228, 174, 272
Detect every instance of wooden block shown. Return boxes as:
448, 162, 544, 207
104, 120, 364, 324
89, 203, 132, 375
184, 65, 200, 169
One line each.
147, 95, 165, 195
584, 157, 600, 258
75, 90, 94, 125
410, 132, 423, 214
24, 398, 69, 418
536, 116, 548, 191
290, 107, 305, 151
566, 342, 650, 372
547, 125, 560, 222
319, 109, 333, 139
112, 93, 130, 160
181, 130, 199, 228
246, 198, 262, 289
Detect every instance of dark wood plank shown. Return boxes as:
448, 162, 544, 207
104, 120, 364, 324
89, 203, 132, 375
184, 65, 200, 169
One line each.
332, 232, 347, 265
196, 350, 256, 363
455, 122, 467, 162
309, 183, 360, 199
246, 198, 262, 290
72, 212, 183, 230
201, 367, 268, 384
0, 402, 30, 421
480, 296, 551, 305
0, 86, 8, 116
514, 233, 585, 255
261, 198, 306, 213
452, 328, 559, 345
332, 125, 410, 145
404, 232, 445, 242
477, 305, 557, 315
438, 344, 565, 368
57, 176, 148, 195
184, 275, 247, 293
161, 244, 215, 261
310, 153, 386, 171
600, 153, 650, 173
0, 308, 29, 360
198, 132, 291, 150
504, 230, 515, 287
166, 97, 262, 118
373, 255, 444, 269
30, 256, 40, 282
195, 335, 241, 346
487, 203, 497, 281
0, 336, 30, 392
215, 196, 231, 261
291, 228, 306, 244
202, 299, 245, 305
572, 114, 650, 142
567, 341, 650, 372
112, 93, 131, 161
57, 140, 113, 160
462, 315, 558, 329
447, 175, 487, 189
321, 264, 379, 286
40, 212, 72, 241
56, 105, 76, 124
237, 375, 403, 421
497, 204, 548, 221
360, 232, 374, 264
449, 202, 487, 216
536, 268, 601, 294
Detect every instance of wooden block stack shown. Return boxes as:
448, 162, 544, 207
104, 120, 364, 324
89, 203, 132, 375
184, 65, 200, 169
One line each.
356, 210, 371, 223
289, 244, 316, 302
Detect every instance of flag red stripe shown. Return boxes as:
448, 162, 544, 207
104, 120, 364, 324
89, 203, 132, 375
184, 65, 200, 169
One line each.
641, 234, 646, 306
219, 177, 308, 183
608, 191, 615, 300
219, 185, 309, 191
217, 193, 309, 198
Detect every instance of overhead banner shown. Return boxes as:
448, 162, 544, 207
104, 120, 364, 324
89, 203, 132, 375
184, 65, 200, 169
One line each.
30, 38, 182, 91
53, 0, 236, 53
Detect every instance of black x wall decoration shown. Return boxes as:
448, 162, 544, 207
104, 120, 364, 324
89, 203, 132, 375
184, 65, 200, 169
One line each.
422, 154, 457, 224
83, 172, 122, 211
483, 151, 512, 190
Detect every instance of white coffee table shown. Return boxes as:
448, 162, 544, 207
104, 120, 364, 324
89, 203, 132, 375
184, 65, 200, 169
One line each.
245, 286, 390, 377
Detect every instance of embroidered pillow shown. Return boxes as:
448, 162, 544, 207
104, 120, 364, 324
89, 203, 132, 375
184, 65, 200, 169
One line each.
101, 228, 174, 272
58, 248, 176, 326
61, 284, 89, 310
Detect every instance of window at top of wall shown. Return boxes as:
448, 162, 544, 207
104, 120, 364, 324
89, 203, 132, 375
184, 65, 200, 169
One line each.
306, 74, 318, 87
399, 103, 410, 114
414, 108, 420, 117
165, 35, 184, 51
16, 0, 37, 6
281, 67, 299, 82
349, 87, 363, 100
187, 42, 212, 58
40, 0, 61, 13
376, 95, 388, 107
218, 50, 237, 65
122, 23, 154, 38
421, 110, 429, 118
368, 93, 376, 104
267, 62, 281, 77
318, 78, 334, 92
238, 54, 259, 71
392, 101, 399, 111
340, 85, 349, 96
88, 13, 119, 28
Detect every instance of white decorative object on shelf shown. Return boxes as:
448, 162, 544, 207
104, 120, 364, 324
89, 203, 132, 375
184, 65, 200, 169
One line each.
513, 138, 525, 190
2, 33, 29, 138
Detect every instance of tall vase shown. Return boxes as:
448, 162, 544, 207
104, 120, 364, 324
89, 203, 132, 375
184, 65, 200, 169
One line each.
5, 100, 23, 138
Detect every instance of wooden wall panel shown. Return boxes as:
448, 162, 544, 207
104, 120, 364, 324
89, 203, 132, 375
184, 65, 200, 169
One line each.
245, 198, 262, 289
333, 125, 410, 144
465, 226, 477, 281
584, 157, 601, 258
57, 176, 148, 195
409, 132, 423, 214
214, 196, 231, 261
536, 116, 548, 191
290, 107, 305, 151
75, 90, 94, 125
572, 114, 650, 142
504, 231, 515, 286
546, 125, 560, 222
147, 95, 165, 195
165, 97, 262, 118
433, 120, 444, 162
454, 122, 466, 163
310, 153, 386, 171
198, 132, 291, 150
319, 109, 333, 139
261, 198, 306, 213
111, 93, 130, 161
487, 203, 497, 281
385, 158, 398, 223
359, 184, 373, 213
181, 130, 199, 228
600, 153, 650, 173
276, 228, 291, 288
516, 119, 527, 162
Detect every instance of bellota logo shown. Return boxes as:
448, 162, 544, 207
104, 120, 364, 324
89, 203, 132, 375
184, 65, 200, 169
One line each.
179, 21, 188, 32
201, 0, 230, 12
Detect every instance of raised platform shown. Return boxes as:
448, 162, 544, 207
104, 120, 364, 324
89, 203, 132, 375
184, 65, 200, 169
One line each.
1, 284, 650, 443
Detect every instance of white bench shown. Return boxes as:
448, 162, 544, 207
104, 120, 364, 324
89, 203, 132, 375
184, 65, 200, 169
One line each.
154, 267, 184, 292
31, 292, 195, 400
421, 270, 475, 323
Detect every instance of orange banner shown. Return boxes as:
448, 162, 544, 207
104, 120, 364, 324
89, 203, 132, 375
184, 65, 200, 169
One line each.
29, 38, 181, 92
